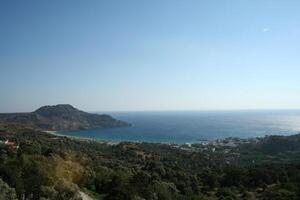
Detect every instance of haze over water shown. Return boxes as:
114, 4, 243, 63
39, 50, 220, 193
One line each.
60, 110, 300, 144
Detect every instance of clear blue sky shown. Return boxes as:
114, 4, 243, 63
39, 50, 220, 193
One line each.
1, 0, 300, 112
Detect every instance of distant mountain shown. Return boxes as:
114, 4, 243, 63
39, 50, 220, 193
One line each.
0, 104, 129, 131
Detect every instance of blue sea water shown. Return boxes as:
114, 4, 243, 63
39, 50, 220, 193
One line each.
59, 110, 300, 144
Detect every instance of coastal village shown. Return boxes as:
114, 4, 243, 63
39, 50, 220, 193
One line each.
168, 136, 263, 165
171, 136, 260, 152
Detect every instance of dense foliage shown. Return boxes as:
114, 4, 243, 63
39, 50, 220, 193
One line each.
1, 123, 300, 199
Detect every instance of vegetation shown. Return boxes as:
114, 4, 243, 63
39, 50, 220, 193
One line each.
0, 122, 300, 199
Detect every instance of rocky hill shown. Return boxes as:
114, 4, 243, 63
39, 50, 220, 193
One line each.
0, 104, 129, 131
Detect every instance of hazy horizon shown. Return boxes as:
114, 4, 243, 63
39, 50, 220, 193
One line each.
1, 1, 300, 112
2, 104, 300, 114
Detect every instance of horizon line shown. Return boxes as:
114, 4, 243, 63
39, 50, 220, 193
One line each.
92, 108, 300, 113
2, 107, 300, 114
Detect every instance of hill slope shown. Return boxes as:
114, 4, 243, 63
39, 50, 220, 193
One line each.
0, 104, 129, 131
1, 123, 300, 199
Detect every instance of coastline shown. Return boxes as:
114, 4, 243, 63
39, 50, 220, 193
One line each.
43, 130, 264, 148
43, 130, 120, 145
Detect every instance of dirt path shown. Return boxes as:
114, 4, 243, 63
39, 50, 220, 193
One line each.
79, 191, 94, 200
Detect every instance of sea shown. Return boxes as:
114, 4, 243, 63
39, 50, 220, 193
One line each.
58, 110, 300, 144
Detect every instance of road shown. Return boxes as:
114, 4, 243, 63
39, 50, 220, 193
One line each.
79, 191, 94, 200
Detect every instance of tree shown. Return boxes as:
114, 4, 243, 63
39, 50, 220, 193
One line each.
0, 178, 17, 200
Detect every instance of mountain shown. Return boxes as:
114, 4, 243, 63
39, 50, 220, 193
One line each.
0, 104, 129, 131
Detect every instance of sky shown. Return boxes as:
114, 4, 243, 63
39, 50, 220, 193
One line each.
1, 0, 300, 112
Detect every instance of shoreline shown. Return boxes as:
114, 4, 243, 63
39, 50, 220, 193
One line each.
43, 130, 194, 145
43, 130, 120, 145
43, 130, 267, 147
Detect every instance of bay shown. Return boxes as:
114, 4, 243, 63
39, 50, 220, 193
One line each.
59, 110, 300, 144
